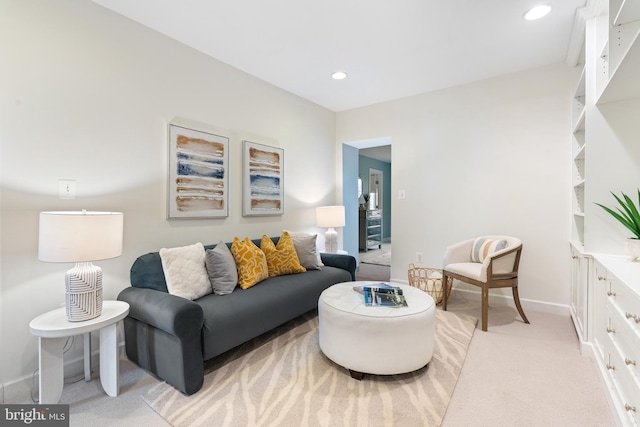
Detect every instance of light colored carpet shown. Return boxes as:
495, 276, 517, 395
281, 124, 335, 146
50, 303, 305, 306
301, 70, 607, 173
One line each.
7, 304, 614, 426
356, 262, 391, 282
143, 309, 477, 427
359, 245, 391, 266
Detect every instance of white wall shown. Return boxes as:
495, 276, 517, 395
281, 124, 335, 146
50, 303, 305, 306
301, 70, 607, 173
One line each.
336, 63, 572, 307
0, 0, 337, 398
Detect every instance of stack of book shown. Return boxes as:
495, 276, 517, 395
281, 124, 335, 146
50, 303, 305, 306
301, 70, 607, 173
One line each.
353, 283, 408, 307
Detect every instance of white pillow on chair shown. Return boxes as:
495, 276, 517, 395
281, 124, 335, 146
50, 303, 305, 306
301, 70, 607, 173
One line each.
470, 237, 507, 263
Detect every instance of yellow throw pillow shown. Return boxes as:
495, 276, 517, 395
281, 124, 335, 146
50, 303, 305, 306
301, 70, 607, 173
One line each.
231, 237, 268, 289
261, 232, 307, 277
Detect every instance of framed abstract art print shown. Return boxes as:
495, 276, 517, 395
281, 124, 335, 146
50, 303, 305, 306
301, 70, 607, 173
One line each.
168, 124, 229, 218
242, 140, 284, 216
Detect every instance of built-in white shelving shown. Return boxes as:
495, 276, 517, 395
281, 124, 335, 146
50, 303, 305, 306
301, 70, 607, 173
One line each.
599, 0, 640, 103
572, 63, 587, 245
613, 0, 640, 27
571, 1, 640, 425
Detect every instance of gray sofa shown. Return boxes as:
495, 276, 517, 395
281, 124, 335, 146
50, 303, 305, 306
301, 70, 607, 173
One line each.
117, 237, 356, 395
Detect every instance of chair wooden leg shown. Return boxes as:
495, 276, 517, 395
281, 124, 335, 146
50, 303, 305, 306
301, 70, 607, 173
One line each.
442, 272, 449, 311
481, 286, 489, 332
512, 286, 530, 324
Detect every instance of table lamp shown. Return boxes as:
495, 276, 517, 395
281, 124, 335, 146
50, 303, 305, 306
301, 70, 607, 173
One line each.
38, 210, 124, 322
316, 206, 345, 253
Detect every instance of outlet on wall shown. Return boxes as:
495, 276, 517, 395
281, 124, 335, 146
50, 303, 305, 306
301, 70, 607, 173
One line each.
416, 252, 423, 262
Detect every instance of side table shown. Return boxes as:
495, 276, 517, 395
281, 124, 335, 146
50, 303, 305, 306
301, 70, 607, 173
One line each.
29, 300, 130, 404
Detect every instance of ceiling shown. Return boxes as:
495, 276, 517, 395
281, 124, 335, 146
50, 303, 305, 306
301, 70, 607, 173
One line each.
92, 0, 588, 113
360, 145, 392, 164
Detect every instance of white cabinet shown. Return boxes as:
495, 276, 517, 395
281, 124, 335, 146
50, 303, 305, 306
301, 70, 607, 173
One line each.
570, 243, 591, 349
592, 255, 640, 426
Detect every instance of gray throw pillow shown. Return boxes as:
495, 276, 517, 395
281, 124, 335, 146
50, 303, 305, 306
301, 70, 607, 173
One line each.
286, 231, 323, 270
205, 241, 238, 295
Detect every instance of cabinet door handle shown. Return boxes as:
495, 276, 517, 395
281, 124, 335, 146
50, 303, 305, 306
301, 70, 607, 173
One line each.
625, 358, 636, 366
607, 327, 615, 334
606, 363, 616, 371
625, 404, 637, 413
607, 291, 616, 297
598, 276, 606, 281
572, 256, 578, 259
626, 312, 636, 319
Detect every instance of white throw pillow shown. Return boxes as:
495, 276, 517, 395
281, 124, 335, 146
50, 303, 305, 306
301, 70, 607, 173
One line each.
286, 230, 323, 270
470, 237, 508, 263
160, 242, 212, 300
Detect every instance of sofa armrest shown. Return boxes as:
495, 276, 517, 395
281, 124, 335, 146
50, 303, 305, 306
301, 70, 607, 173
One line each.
320, 253, 357, 281
117, 287, 204, 339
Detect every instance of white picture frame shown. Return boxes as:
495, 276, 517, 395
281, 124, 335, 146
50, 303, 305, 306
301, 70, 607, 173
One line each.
168, 124, 230, 218
242, 140, 284, 216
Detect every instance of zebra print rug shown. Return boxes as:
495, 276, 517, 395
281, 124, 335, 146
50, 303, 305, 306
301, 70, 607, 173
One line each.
143, 309, 476, 427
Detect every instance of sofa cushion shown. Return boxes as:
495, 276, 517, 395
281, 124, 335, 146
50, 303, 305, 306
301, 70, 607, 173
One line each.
196, 266, 353, 360
286, 230, 323, 270
159, 242, 212, 300
231, 237, 268, 289
205, 241, 238, 295
261, 232, 306, 277
471, 237, 508, 263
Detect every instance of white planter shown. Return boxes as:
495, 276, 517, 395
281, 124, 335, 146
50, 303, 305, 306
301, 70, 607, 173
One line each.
626, 238, 640, 262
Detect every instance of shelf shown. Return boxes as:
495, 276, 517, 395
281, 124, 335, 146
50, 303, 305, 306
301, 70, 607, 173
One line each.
613, 0, 640, 26
570, 239, 586, 253
573, 64, 586, 97
573, 211, 586, 217
573, 108, 586, 132
574, 144, 586, 161
573, 179, 586, 188
599, 20, 640, 103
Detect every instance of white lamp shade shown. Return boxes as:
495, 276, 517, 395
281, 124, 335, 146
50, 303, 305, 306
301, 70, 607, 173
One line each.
316, 206, 345, 228
39, 211, 124, 263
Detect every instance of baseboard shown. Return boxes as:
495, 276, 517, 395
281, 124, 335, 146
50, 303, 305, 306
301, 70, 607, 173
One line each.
2, 342, 126, 404
391, 277, 570, 317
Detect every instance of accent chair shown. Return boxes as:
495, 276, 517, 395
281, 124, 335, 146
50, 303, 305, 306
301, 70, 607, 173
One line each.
442, 235, 529, 331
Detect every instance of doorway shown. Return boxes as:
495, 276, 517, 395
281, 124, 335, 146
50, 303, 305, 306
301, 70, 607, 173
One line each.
342, 138, 391, 266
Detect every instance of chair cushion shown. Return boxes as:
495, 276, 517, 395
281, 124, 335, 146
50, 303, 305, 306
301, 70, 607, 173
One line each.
471, 237, 508, 262
445, 262, 484, 282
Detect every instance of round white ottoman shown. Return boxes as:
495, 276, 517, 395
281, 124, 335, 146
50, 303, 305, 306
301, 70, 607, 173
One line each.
318, 281, 436, 379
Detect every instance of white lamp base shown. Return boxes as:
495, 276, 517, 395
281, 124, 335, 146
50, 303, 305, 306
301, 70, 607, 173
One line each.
324, 227, 338, 254
65, 262, 103, 322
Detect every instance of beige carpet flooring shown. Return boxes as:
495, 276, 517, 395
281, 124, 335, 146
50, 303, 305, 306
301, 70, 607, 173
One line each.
9, 263, 615, 426
359, 243, 391, 267
143, 309, 476, 427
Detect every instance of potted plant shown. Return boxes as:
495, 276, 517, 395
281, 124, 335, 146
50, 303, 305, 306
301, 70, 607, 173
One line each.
595, 189, 640, 261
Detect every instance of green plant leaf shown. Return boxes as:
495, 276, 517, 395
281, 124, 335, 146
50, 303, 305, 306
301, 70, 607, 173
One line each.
595, 189, 640, 239
624, 192, 640, 230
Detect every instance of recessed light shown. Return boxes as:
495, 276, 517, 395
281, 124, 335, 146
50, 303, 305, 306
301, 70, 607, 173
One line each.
331, 71, 348, 80
524, 4, 551, 20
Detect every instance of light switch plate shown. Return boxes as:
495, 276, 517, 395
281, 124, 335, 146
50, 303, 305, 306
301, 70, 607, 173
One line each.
59, 180, 76, 199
